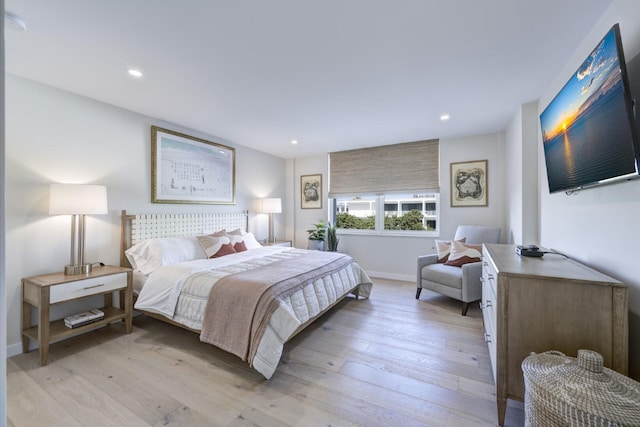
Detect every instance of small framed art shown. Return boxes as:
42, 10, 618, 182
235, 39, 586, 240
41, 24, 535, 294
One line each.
151, 126, 235, 204
450, 160, 488, 207
301, 174, 322, 209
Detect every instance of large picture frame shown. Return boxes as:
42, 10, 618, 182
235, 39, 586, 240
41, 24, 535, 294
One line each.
450, 159, 488, 207
300, 174, 322, 209
151, 126, 236, 204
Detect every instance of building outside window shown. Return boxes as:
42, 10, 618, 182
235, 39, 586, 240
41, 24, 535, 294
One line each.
332, 193, 439, 235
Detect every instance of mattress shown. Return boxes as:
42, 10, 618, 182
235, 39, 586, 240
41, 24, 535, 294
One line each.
134, 246, 372, 378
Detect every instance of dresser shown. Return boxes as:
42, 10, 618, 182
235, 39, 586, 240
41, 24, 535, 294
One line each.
480, 244, 628, 426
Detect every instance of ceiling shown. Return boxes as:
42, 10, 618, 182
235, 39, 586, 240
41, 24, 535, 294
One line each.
5, 0, 613, 158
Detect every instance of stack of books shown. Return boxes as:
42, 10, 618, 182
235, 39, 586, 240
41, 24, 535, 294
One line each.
64, 309, 104, 328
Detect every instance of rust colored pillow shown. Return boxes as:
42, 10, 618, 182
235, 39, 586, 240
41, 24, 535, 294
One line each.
233, 240, 248, 253
212, 242, 236, 258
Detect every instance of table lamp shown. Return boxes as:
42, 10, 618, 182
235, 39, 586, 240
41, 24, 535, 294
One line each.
261, 197, 282, 244
49, 184, 108, 275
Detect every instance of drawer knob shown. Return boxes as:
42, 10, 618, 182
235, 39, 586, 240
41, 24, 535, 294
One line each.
83, 283, 105, 290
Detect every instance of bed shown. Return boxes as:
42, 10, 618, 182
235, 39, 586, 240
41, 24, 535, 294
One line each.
120, 210, 372, 379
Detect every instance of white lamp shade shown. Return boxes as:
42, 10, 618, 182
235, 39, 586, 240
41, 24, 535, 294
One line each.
262, 197, 282, 214
49, 184, 108, 215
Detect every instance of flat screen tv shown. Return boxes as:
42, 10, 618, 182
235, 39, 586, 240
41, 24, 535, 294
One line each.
540, 23, 640, 194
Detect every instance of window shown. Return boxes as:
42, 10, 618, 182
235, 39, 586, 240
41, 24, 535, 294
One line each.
328, 139, 440, 237
332, 193, 439, 236
335, 196, 376, 230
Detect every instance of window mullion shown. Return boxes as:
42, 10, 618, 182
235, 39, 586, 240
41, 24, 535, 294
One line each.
375, 196, 384, 232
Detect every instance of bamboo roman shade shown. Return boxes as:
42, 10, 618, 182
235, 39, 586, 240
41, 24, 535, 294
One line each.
328, 139, 439, 197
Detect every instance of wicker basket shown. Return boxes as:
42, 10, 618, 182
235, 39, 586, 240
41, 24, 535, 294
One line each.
522, 349, 640, 426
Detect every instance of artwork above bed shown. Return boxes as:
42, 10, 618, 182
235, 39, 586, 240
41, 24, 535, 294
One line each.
120, 210, 373, 379
151, 126, 236, 205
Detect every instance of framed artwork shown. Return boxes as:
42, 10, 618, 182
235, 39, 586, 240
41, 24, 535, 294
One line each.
301, 174, 322, 209
450, 160, 488, 207
151, 126, 236, 204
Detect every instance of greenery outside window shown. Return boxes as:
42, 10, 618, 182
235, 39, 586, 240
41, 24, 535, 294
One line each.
332, 192, 439, 236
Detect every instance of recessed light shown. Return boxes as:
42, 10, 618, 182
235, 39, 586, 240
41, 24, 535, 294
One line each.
128, 69, 143, 78
440, 114, 450, 121
291, 140, 298, 145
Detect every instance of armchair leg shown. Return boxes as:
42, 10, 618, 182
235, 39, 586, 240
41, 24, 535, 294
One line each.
416, 288, 422, 299
462, 302, 469, 316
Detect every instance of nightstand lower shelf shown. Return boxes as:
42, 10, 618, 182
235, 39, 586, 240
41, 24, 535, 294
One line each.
22, 306, 127, 344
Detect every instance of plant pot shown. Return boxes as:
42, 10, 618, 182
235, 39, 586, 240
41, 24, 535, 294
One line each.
308, 239, 325, 251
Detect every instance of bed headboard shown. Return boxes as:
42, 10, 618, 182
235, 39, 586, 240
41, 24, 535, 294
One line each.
120, 209, 249, 267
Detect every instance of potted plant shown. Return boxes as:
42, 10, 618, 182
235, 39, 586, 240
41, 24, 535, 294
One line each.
326, 222, 339, 252
307, 220, 327, 251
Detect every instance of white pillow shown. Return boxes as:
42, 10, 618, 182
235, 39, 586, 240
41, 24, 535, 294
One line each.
242, 232, 262, 249
125, 236, 207, 275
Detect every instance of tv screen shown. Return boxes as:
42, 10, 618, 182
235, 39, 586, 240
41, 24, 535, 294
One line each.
540, 23, 640, 194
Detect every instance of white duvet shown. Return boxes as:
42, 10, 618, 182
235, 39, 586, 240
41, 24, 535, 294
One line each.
134, 246, 372, 378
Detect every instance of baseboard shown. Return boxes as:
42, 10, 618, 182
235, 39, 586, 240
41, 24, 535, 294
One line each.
7, 341, 23, 358
366, 271, 415, 283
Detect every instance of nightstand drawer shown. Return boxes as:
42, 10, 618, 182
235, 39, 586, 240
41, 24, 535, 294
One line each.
50, 272, 127, 303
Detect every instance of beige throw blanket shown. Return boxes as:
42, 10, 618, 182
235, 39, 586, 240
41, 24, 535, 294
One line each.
199, 251, 354, 365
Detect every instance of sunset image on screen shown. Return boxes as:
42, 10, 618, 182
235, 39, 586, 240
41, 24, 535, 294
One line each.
539, 24, 638, 193
540, 29, 621, 143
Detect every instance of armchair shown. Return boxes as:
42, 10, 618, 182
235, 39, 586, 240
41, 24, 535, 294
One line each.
416, 225, 501, 315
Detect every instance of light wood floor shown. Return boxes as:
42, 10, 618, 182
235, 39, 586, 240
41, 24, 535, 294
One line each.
7, 279, 524, 426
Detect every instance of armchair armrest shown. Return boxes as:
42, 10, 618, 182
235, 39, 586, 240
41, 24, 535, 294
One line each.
417, 254, 438, 287
461, 261, 482, 302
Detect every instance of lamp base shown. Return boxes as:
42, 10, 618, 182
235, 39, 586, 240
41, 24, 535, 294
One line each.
64, 263, 92, 275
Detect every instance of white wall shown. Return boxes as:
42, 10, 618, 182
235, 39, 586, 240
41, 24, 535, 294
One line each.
505, 107, 523, 244
504, 101, 539, 245
291, 133, 506, 281
5, 75, 286, 356
289, 155, 329, 249
537, 0, 640, 379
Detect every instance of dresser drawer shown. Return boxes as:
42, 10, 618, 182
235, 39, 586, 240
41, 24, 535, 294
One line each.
482, 260, 497, 298
50, 272, 128, 304
481, 280, 497, 377
481, 251, 498, 382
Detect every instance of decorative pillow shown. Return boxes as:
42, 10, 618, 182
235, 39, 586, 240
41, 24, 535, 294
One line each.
125, 236, 207, 275
233, 240, 248, 252
226, 228, 244, 236
435, 237, 466, 263
444, 240, 483, 267
212, 242, 236, 258
241, 232, 262, 249
196, 235, 235, 258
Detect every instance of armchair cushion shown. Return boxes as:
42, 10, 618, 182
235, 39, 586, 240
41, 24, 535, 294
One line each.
421, 263, 464, 289
454, 225, 501, 245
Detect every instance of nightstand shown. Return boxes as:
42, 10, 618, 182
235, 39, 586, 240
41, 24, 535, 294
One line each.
21, 265, 133, 365
268, 240, 292, 247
